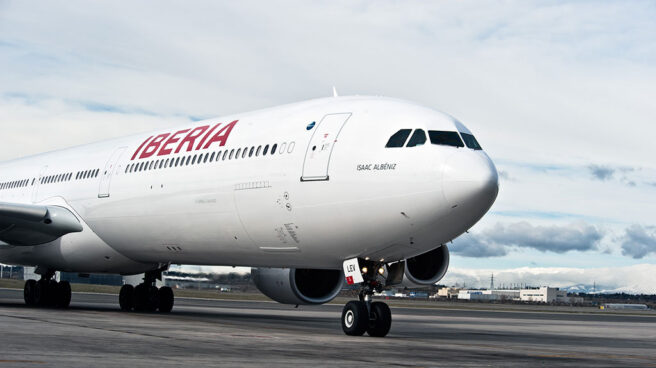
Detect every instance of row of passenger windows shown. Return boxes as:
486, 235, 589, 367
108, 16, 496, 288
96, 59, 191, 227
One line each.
0, 168, 101, 192
0, 179, 30, 190
386, 129, 482, 150
125, 142, 296, 174
40, 168, 99, 185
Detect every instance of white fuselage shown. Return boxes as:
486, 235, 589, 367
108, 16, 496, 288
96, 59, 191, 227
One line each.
0, 96, 498, 275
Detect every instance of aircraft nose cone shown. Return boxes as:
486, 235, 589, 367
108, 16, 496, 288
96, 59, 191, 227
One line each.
442, 152, 499, 210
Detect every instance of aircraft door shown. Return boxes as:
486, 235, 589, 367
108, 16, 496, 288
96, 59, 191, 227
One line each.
31, 165, 48, 203
301, 113, 351, 181
98, 147, 127, 198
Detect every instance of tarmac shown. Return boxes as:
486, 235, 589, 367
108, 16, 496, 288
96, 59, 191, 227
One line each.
0, 288, 655, 367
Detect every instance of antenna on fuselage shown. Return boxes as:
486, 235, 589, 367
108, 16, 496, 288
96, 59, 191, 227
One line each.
332, 86, 339, 97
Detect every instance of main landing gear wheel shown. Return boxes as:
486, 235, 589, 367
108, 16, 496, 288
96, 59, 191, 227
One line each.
119, 284, 134, 311
24, 279, 37, 306
118, 269, 175, 313
158, 286, 174, 313
342, 301, 369, 336
134, 284, 159, 312
23, 277, 72, 308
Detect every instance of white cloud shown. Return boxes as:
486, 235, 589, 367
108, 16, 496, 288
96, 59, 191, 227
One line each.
0, 1, 654, 285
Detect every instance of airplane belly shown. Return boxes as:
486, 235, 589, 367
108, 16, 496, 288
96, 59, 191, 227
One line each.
81, 185, 257, 264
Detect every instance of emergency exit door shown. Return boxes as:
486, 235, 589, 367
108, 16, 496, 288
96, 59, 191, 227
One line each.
98, 147, 127, 198
301, 113, 351, 181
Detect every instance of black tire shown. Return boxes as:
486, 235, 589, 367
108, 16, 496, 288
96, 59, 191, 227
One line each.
134, 284, 159, 312
341, 301, 368, 336
367, 302, 392, 337
158, 286, 174, 313
133, 284, 147, 311
119, 284, 135, 311
56, 281, 72, 308
44, 280, 59, 307
34, 279, 48, 306
24, 279, 37, 306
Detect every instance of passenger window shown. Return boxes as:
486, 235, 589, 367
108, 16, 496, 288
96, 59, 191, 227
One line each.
271, 144, 277, 155
223, 150, 228, 161
385, 129, 412, 148
263, 145, 269, 155
280, 142, 286, 154
428, 131, 464, 148
461, 133, 483, 150
229, 149, 235, 160
256, 146, 262, 156
210, 152, 215, 162
288, 142, 295, 153
249, 147, 254, 157
235, 148, 241, 159
242, 147, 247, 159
406, 129, 427, 147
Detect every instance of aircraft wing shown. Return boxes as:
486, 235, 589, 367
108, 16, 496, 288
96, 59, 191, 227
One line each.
0, 202, 83, 246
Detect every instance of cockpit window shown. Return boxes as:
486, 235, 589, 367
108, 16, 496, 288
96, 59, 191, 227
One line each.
406, 129, 427, 147
385, 129, 412, 148
461, 133, 482, 150
428, 131, 464, 148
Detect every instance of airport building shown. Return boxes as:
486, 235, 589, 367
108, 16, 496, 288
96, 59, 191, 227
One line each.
457, 289, 520, 301
0, 264, 23, 279
453, 286, 583, 304
435, 287, 460, 299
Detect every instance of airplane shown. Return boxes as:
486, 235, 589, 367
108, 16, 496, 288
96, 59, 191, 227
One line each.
0, 95, 498, 337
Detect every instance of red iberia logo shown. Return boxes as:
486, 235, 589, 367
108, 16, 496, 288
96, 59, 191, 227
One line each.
131, 120, 238, 160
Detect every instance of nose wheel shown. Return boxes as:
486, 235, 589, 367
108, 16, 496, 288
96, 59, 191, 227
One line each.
341, 298, 392, 337
341, 260, 394, 337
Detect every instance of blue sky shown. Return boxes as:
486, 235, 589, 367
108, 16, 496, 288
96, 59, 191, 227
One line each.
1, 1, 654, 292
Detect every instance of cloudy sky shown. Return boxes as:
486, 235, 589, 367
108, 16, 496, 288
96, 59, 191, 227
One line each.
1, 1, 654, 292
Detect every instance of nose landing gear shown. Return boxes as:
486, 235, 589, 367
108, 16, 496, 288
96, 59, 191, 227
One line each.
341, 261, 395, 337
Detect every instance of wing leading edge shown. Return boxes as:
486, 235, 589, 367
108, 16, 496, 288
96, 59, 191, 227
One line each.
0, 202, 83, 246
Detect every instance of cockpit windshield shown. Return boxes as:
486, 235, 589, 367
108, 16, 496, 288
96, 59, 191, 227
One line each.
385, 129, 412, 148
460, 133, 482, 150
428, 131, 464, 148
406, 129, 427, 147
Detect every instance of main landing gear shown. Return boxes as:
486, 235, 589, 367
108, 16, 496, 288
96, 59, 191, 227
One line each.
118, 270, 174, 313
341, 261, 395, 337
23, 270, 71, 308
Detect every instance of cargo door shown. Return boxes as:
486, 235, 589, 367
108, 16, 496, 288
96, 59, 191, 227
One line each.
301, 113, 351, 181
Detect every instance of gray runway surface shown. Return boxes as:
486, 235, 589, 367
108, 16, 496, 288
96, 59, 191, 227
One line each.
1, 288, 655, 367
